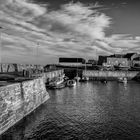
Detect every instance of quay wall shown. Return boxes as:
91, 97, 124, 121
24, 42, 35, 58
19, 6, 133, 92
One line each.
43, 69, 64, 83
0, 77, 49, 135
31, 69, 64, 83
0, 63, 43, 73
83, 70, 140, 80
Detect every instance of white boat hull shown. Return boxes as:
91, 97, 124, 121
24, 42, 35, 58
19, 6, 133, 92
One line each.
67, 80, 76, 87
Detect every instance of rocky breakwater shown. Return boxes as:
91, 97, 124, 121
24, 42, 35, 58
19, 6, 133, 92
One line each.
0, 77, 49, 135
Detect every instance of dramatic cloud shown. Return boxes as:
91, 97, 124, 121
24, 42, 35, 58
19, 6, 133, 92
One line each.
0, 0, 140, 64
105, 34, 140, 52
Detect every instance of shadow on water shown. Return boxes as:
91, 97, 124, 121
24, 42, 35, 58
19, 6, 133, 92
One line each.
1, 81, 140, 140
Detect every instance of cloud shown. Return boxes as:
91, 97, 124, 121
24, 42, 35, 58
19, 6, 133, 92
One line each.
105, 34, 140, 53
1, 0, 47, 18
0, 0, 140, 64
46, 2, 111, 39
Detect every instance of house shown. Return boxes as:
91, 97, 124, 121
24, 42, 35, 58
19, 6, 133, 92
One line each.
106, 53, 139, 67
131, 54, 140, 67
107, 57, 129, 67
98, 56, 108, 65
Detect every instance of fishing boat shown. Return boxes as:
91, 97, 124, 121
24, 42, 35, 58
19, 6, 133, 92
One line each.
64, 76, 69, 81
118, 77, 127, 84
46, 76, 64, 89
51, 83, 66, 89
67, 80, 76, 87
55, 76, 64, 85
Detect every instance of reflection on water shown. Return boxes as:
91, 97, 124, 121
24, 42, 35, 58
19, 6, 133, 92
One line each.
1, 81, 140, 140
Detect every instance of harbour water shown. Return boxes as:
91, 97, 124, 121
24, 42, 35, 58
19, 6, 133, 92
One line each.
1, 81, 140, 140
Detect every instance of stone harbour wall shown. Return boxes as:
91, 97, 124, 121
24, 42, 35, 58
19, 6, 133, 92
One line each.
83, 70, 139, 80
33, 69, 64, 84
0, 78, 49, 135
0, 63, 44, 73
43, 69, 64, 83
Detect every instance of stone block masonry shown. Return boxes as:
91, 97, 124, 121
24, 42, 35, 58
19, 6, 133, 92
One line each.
0, 77, 49, 135
0, 63, 44, 73
83, 70, 140, 80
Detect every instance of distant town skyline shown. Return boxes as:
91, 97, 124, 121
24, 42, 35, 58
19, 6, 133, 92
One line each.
0, 0, 140, 64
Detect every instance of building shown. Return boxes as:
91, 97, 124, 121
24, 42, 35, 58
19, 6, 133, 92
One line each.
59, 58, 86, 66
98, 52, 140, 70
124, 53, 136, 60
88, 59, 97, 65
107, 57, 129, 67
98, 56, 108, 65
131, 54, 140, 67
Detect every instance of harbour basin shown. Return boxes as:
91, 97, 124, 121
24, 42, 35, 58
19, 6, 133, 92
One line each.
1, 81, 140, 140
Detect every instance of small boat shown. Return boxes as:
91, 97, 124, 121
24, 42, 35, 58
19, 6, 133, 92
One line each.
51, 83, 65, 89
67, 80, 76, 87
118, 77, 127, 84
46, 76, 64, 89
64, 76, 69, 81
74, 76, 80, 82
55, 76, 64, 85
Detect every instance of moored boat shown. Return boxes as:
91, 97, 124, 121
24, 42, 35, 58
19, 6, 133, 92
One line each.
64, 76, 69, 81
67, 80, 76, 87
51, 83, 66, 89
118, 77, 127, 84
46, 75, 64, 89
55, 76, 64, 85
74, 76, 80, 82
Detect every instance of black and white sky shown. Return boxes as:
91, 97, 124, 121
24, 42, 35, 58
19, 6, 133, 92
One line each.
0, 0, 140, 64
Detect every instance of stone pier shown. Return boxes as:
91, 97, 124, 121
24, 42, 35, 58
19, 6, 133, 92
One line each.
0, 69, 64, 135
0, 77, 49, 135
83, 70, 140, 80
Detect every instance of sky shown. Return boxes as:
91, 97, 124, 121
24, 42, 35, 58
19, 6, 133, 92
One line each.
0, 0, 140, 64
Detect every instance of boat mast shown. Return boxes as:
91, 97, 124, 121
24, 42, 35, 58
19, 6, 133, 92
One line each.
76, 58, 78, 77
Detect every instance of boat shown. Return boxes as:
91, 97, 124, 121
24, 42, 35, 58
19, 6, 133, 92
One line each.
74, 58, 81, 82
51, 83, 66, 89
54, 76, 64, 86
74, 76, 80, 82
64, 76, 69, 81
79, 62, 89, 82
118, 77, 127, 84
67, 80, 76, 87
46, 76, 64, 89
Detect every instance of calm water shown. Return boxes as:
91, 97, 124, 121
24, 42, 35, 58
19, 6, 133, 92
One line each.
1, 81, 140, 140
